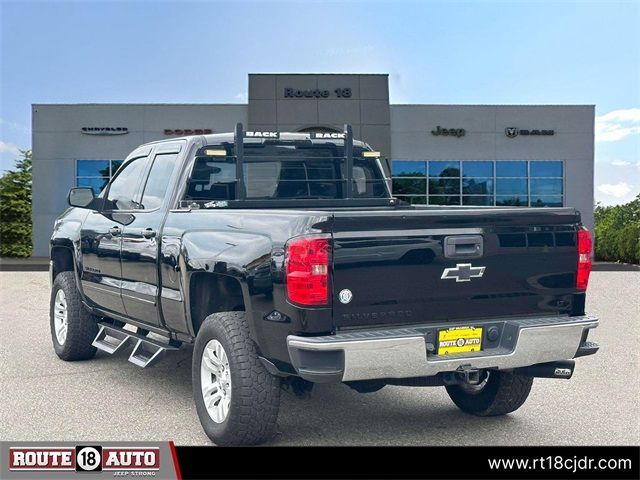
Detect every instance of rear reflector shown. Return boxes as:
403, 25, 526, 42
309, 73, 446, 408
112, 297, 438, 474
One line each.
285, 236, 329, 306
576, 228, 592, 290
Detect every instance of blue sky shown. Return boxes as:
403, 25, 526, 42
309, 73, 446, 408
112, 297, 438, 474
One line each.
1, 0, 638, 204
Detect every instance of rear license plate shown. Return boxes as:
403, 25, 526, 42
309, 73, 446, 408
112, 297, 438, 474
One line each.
437, 326, 483, 355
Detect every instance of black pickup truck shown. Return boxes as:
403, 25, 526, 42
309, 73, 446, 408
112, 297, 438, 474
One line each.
50, 124, 599, 445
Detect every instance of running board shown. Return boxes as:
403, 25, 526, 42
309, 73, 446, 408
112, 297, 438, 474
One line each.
92, 324, 131, 354
129, 339, 166, 368
92, 322, 180, 368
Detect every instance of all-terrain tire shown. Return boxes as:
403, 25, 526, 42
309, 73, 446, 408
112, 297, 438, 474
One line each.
445, 370, 533, 416
50, 271, 98, 361
192, 311, 281, 445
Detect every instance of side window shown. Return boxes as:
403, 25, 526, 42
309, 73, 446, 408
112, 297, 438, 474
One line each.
139, 153, 179, 210
184, 157, 237, 201
104, 156, 148, 210
350, 160, 387, 198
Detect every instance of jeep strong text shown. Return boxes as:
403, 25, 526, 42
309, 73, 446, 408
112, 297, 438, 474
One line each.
49, 124, 599, 445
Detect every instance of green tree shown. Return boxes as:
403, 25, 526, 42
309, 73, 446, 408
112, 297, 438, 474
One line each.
594, 193, 640, 264
0, 149, 33, 257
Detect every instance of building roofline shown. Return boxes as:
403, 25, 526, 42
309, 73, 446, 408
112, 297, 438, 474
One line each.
32, 102, 595, 107
32, 103, 247, 107
248, 72, 388, 76
391, 103, 596, 107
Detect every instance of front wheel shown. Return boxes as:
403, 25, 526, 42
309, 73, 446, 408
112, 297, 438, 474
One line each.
445, 370, 533, 416
192, 312, 281, 445
50, 271, 99, 361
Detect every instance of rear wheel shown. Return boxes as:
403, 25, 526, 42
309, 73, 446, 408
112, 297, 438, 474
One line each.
192, 311, 280, 445
445, 370, 533, 416
50, 271, 99, 361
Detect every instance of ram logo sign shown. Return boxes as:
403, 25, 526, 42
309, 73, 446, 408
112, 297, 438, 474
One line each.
505, 127, 519, 138
505, 127, 554, 138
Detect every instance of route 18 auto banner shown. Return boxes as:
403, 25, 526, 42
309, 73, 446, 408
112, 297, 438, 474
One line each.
1, 442, 181, 479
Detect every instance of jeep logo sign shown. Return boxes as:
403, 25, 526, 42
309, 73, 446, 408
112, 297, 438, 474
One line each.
431, 126, 466, 138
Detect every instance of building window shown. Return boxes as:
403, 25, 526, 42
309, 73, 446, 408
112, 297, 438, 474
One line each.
76, 160, 123, 194
392, 160, 564, 207
391, 161, 427, 205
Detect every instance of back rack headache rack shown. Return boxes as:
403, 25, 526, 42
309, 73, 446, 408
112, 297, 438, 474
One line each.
234, 122, 246, 200
194, 122, 395, 209
344, 123, 354, 199
232, 122, 358, 201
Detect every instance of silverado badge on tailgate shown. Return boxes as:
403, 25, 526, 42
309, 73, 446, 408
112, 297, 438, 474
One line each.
438, 326, 483, 355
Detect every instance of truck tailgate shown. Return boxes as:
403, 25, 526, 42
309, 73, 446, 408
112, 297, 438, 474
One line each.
331, 207, 581, 329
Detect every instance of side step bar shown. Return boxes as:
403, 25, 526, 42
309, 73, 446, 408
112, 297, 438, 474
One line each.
92, 324, 131, 354
92, 322, 180, 368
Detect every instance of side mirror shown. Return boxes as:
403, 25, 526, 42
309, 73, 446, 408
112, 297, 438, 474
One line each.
68, 187, 96, 208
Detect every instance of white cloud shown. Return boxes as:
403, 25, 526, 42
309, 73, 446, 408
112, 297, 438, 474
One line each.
595, 108, 640, 142
0, 140, 22, 156
597, 182, 633, 198
234, 92, 248, 102
611, 160, 632, 166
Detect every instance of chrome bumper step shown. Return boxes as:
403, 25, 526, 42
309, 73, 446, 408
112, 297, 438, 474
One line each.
287, 314, 599, 383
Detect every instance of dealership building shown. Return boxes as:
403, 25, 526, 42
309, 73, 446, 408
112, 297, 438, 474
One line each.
31, 73, 595, 257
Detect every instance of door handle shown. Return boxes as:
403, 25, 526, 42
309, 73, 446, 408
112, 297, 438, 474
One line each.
444, 235, 484, 259
109, 226, 122, 235
142, 228, 156, 239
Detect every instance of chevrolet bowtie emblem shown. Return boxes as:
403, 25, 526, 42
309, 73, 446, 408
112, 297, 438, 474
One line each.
441, 263, 486, 282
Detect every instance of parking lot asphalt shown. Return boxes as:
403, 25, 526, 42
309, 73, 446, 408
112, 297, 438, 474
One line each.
1, 271, 638, 446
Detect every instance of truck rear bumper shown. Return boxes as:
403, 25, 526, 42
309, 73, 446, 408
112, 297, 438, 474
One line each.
286, 314, 598, 383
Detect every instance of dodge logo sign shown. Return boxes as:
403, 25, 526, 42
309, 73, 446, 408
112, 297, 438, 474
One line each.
164, 129, 212, 135
441, 263, 486, 282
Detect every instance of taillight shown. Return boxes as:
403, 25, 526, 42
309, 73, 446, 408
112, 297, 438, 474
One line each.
577, 227, 592, 290
285, 236, 329, 306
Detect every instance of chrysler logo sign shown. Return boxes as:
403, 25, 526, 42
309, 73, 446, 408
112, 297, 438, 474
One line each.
505, 127, 554, 138
81, 127, 128, 135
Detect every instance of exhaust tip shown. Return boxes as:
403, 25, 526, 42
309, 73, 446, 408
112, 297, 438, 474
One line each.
515, 360, 575, 379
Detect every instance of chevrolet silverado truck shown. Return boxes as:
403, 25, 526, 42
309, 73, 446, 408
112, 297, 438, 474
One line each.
50, 124, 599, 445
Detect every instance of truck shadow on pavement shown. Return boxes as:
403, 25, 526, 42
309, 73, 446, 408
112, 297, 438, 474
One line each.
104, 346, 523, 446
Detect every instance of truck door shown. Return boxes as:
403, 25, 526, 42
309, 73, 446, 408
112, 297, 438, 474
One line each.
120, 142, 182, 327
80, 152, 150, 316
